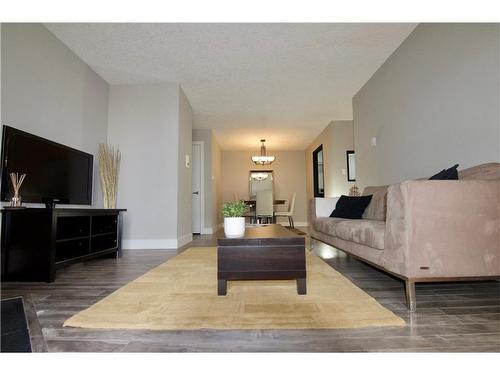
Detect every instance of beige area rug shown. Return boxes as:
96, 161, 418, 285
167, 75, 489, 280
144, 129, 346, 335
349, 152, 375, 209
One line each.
64, 247, 405, 330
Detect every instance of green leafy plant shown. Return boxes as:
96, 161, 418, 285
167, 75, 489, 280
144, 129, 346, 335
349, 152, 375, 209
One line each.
221, 200, 249, 218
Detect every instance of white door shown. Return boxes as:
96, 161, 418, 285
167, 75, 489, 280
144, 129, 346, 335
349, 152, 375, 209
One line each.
191, 142, 202, 234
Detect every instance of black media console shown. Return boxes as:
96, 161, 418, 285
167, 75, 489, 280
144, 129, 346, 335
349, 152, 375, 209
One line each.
1, 208, 126, 282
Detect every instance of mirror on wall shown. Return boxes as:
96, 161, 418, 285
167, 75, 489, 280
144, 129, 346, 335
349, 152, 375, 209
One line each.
346, 150, 356, 181
249, 170, 274, 198
313, 145, 324, 197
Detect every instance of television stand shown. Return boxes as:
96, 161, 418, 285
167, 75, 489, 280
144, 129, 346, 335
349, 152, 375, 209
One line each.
1, 207, 126, 282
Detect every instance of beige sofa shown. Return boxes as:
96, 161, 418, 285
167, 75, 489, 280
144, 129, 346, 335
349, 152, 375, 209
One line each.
309, 163, 500, 311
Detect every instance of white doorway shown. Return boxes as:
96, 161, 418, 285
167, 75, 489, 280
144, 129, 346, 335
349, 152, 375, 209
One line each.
191, 142, 204, 234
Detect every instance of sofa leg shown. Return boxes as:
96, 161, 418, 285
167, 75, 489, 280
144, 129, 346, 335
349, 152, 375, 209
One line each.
405, 280, 416, 311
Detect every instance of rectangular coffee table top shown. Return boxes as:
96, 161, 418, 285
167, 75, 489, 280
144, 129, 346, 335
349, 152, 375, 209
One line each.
217, 224, 304, 246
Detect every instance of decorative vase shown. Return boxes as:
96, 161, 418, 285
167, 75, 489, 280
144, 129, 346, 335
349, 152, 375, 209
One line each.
224, 217, 245, 238
9, 172, 26, 207
349, 185, 360, 197
98, 143, 120, 209
10, 193, 22, 207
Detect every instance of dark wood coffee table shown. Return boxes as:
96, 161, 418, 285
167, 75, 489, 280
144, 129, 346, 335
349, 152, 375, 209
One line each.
217, 224, 306, 296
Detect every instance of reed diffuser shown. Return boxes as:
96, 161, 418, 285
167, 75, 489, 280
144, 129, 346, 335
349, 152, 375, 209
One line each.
9, 172, 27, 207
98, 143, 121, 209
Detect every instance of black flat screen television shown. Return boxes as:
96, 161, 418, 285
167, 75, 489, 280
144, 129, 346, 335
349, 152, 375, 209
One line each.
1, 125, 93, 205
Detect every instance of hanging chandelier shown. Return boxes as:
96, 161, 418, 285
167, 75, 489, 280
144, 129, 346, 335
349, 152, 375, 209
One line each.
251, 139, 275, 165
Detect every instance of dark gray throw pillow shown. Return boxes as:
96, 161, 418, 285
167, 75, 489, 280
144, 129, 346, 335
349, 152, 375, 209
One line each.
429, 164, 459, 180
330, 195, 373, 219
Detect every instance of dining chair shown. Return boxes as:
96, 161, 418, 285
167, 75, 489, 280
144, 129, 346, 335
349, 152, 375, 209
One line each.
256, 190, 274, 224
275, 192, 296, 228
233, 192, 255, 223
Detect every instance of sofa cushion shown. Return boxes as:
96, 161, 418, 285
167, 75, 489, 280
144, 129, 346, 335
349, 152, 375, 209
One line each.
334, 219, 386, 250
362, 186, 388, 221
458, 162, 500, 180
313, 217, 349, 235
429, 164, 459, 180
329, 195, 372, 219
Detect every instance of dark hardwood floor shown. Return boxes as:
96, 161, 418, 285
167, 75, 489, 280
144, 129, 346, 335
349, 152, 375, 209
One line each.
1, 228, 499, 352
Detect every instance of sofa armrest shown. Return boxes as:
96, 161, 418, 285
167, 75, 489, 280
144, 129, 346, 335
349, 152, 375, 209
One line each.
383, 180, 500, 278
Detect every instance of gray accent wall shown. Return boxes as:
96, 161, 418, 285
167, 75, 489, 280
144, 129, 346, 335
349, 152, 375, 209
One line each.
177, 88, 193, 242
108, 83, 193, 249
1, 23, 109, 206
353, 23, 500, 188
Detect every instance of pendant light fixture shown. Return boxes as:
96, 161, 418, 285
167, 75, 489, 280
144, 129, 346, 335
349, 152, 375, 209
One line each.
251, 139, 275, 165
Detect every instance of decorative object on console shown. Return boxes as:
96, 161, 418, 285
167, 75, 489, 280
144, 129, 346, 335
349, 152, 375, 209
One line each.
330, 194, 372, 219
348, 185, 360, 196
222, 200, 248, 238
429, 163, 459, 180
251, 139, 275, 165
9, 172, 26, 207
98, 144, 121, 209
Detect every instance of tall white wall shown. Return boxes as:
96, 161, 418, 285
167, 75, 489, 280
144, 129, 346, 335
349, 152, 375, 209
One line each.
353, 23, 500, 188
108, 84, 181, 249
1, 23, 109, 206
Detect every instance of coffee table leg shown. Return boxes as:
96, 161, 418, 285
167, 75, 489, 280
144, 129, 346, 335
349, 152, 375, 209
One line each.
297, 278, 306, 295
218, 279, 227, 296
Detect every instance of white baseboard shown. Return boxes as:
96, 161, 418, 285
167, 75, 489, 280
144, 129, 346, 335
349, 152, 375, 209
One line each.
123, 234, 193, 250
122, 239, 178, 249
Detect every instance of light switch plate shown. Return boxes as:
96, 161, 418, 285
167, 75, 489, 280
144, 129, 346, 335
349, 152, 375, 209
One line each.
371, 137, 377, 146
341, 168, 346, 175
185, 154, 190, 168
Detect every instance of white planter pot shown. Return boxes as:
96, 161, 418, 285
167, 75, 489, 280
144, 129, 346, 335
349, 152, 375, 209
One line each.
224, 217, 246, 238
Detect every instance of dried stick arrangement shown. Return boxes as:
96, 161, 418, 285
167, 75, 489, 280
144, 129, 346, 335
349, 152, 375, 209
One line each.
98, 143, 121, 209
9, 172, 26, 206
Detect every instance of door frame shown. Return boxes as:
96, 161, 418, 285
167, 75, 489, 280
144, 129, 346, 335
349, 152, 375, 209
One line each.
192, 141, 205, 234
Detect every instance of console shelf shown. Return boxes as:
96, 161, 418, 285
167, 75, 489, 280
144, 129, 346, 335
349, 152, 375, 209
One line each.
1, 208, 126, 282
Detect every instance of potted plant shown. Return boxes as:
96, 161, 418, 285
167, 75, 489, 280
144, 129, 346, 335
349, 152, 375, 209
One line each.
221, 200, 248, 238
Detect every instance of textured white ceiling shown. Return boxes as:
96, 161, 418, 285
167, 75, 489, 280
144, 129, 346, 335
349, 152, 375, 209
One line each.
45, 23, 416, 150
